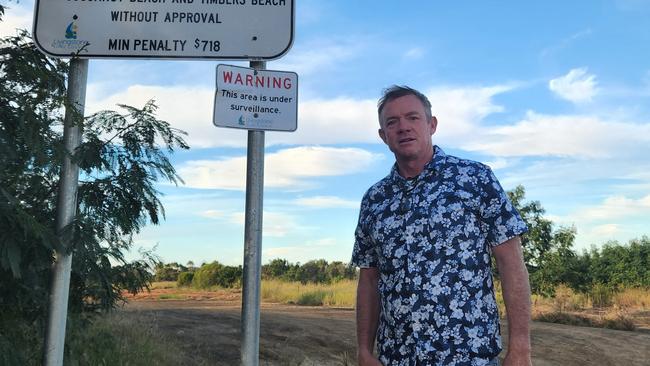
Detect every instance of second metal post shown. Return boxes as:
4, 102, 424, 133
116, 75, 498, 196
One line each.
240, 60, 266, 366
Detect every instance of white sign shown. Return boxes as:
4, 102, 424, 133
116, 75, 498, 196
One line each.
213, 64, 297, 131
32, 0, 294, 60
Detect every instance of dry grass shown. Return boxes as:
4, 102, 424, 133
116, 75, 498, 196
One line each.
146, 279, 358, 307
613, 288, 650, 310
494, 281, 649, 331
150, 279, 649, 331
65, 311, 193, 365
261, 279, 357, 307
151, 281, 178, 290
533, 311, 637, 331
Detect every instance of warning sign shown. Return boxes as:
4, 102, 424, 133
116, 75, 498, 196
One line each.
213, 64, 297, 131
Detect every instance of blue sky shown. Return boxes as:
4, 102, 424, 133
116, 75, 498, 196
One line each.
2, 0, 650, 266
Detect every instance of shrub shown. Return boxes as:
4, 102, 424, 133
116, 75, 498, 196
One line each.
297, 290, 327, 306
534, 311, 594, 327
601, 314, 636, 331
552, 284, 586, 312
590, 283, 614, 308
177, 272, 194, 287
191, 262, 242, 289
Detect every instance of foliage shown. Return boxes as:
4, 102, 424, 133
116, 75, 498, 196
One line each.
262, 258, 294, 280
586, 237, 650, 289
507, 186, 581, 295
0, 29, 70, 319
154, 261, 188, 281
191, 261, 242, 289
261, 258, 356, 284
506, 186, 650, 296
0, 27, 188, 322
177, 271, 194, 287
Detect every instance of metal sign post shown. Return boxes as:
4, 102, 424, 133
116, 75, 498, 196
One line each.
212, 60, 297, 365
240, 60, 266, 366
43, 58, 88, 366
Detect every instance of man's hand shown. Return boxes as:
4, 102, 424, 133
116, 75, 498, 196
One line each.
358, 349, 383, 366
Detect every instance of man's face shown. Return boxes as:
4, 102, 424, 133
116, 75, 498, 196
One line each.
378, 94, 437, 162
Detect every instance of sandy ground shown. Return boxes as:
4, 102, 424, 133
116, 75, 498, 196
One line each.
123, 292, 650, 366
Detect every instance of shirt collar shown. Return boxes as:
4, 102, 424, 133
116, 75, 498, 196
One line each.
389, 145, 447, 183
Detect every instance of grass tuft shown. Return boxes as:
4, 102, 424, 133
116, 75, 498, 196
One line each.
533, 311, 637, 331
261, 279, 356, 307
65, 311, 189, 365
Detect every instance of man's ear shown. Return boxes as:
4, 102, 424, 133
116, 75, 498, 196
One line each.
378, 128, 387, 144
430, 116, 438, 135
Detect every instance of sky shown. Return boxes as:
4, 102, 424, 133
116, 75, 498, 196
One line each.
2, 0, 650, 266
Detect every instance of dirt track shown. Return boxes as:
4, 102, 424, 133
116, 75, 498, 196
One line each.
124, 299, 650, 366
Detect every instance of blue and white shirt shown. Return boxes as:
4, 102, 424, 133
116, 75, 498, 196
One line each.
352, 146, 528, 366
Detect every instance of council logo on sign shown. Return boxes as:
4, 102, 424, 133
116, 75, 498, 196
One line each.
65, 15, 78, 39
51, 14, 88, 53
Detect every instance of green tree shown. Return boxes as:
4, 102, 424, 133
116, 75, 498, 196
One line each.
506, 185, 583, 295
0, 27, 188, 322
154, 262, 188, 281
325, 260, 356, 282
296, 259, 329, 284
587, 237, 650, 289
192, 261, 242, 288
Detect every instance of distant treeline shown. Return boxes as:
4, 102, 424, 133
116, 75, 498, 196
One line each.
155, 236, 650, 296
154, 259, 356, 289
529, 236, 650, 296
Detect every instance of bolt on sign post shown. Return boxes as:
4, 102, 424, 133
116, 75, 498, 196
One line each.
32, 0, 294, 365
213, 62, 298, 365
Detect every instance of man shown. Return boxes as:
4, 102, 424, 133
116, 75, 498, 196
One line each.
352, 86, 532, 366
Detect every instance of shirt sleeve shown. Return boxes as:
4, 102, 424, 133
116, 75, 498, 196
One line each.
478, 165, 528, 247
350, 192, 378, 268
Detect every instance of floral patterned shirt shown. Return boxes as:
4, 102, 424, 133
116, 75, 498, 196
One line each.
352, 146, 528, 366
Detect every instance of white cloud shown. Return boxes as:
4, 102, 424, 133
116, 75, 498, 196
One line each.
468, 111, 650, 158
263, 238, 342, 263
483, 158, 512, 170
86, 84, 383, 148
540, 29, 593, 59
293, 195, 359, 209
199, 209, 226, 219
549, 194, 650, 250
573, 194, 650, 222
403, 47, 425, 60
86, 83, 518, 149
426, 85, 512, 144
85, 82, 650, 167
549, 68, 598, 103
0, 4, 32, 38
229, 211, 298, 238
589, 224, 621, 237
178, 146, 383, 190
273, 38, 361, 76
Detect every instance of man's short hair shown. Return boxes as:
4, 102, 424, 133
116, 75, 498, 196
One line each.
377, 85, 433, 123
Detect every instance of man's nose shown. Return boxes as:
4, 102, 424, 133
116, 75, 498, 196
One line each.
396, 119, 411, 132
